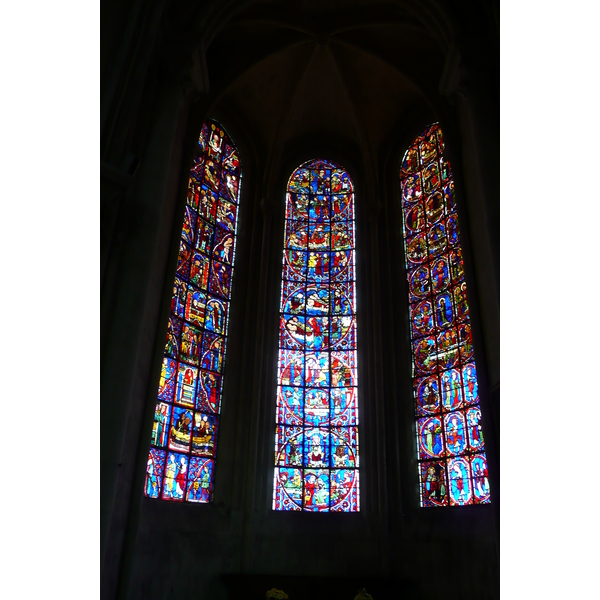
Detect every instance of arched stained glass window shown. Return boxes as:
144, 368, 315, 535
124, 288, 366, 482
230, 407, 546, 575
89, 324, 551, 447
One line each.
144, 119, 242, 503
273, 159, 360, 512
400, 123, 490, 507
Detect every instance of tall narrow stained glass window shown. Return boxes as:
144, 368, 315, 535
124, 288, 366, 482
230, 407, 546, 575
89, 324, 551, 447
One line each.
144, 119, 242, 503
273, 159, 360, 512
400, 123, 490, 507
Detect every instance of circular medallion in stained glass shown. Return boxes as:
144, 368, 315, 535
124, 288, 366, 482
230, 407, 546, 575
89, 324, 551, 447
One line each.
304, 388, 330, 425
307, 224, 330, 251
287, 192, 309, 220
288, 168, 311, 193
286, 224, 307, 250
413, 336, 438, 374
330, 469, 358, 511
409, 266, 431, 300
330, 353, 355, 387
402, 173, 422, 205
427, 222, 447, 258
406, 233, 428, 265
411, 300, 434, 336
425, 191, 444, 226
330, 429, 358, 469
415, 375, 440, 414
284, 249, 307, 280
282, 314, 307, 349
331, 222, 353, 250
308, 194, 330, 221
306, 252, 330, 280
276, 428, 304, 467
331, 194, 353, 220
303, 429, 331, 469
276, 467, 303, 509
330, 250, 352, 280
330, 315, 354, 350
401, 147, 419, 175
277, 387, 304, 426
405, 203, 426, 235
422, 162, 441, 195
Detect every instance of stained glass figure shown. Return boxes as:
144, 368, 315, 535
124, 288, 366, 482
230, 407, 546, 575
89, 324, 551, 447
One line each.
144, 119, 242, 503
400, 124, 490, 507
273, 159, 360, 512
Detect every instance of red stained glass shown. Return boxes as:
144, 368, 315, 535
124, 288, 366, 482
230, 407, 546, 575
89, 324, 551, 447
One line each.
273, 159, 360, 512
144, 119, 242, 503
400, 124, 490, 507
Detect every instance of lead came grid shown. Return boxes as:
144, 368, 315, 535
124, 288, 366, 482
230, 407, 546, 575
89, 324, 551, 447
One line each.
400, 124, 490, 507
273, 159, 360, 512
144, 120, 242, 503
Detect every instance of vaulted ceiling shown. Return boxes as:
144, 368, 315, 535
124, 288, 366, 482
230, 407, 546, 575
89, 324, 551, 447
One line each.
102, 0, 498, 179
171, 0, 499, 171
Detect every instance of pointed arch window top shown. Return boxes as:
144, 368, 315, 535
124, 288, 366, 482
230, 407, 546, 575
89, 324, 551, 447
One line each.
273, 158, 360, 512
400, 124, 490, 507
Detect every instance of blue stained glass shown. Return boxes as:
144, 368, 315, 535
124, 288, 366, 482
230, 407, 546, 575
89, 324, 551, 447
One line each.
158, 358, 177, 401
162, 452, 189, 501
400, 123, 491, 507
151, 402, 172, 447
186, 458, 214, 503
144, 119, 242, 503
466, 408, 484, 451
415, 376, 440, 415
273, 159, 360, 512
471, 455, 490, 503
197, 369, 221, 413
145, 448, 166, 498
448, 457, 472, 506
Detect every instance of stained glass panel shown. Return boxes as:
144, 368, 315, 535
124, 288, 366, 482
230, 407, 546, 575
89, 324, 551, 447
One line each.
144, 119, 242, 503
273, 159, 359, 512
400, 124, 490, 507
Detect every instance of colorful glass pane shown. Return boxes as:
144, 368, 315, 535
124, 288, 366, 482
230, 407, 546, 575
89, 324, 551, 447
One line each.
273, 159, 360, 512
144, 119, 242, 503
400, 124, 491, 507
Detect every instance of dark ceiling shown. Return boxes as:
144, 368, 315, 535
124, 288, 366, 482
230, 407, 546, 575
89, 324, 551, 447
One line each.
188, 1, 498, 174
102, 0, 498, 181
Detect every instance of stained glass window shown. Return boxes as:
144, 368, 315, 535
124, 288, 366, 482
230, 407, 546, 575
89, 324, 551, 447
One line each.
273, 159, 360, 512
144, 119, 242, 503
400, 123, 491, 507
